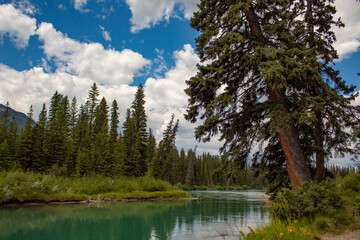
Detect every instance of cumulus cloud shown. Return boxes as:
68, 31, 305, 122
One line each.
144, 44, 222, 154
99, 25, 112, 41
333, 0, 360, 60
125, 0, 200, 33
36, 22, 149, 85
0, 4, 37, 48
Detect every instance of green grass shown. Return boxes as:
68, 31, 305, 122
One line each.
241, 220, 314, 240
0, 170, 191, 204
242, 209, 356, 240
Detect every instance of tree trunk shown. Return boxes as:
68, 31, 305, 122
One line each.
245, 6, 311, 187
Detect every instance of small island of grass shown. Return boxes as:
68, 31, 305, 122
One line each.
0, 171, 191, 205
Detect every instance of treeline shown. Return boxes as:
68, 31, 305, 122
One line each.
0, 83, 259, 187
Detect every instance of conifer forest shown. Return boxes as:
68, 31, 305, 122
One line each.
1, 83, 267, 188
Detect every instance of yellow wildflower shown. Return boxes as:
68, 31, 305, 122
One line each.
294, 220, 298, 224
287, 226, 294, 233
260, 229, 265, 235
279, 233, 284, 238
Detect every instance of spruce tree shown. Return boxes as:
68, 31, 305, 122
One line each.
92, 97, 110, 174
87, 83, 100, 140
0, 102, 11, 143
73, 105, 91, 175
109, 100, 119, 154
0, 140, 11, 170
32, 104, 47, 172
146, 128, 157, 164
131, 84, 148, 164
122, 109, 138, 176
185, 0, 359, 187
18, 106, 34, 170
151, 114, 179, 181
0, 102, 18, 169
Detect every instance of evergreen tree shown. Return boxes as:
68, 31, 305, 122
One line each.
123, 109, 139, 176
92, 97, 110, 174
68, 97, 78, 175
87, 83, 100, 139
18, 106, 34, 170
0, 102, 18, 169
69, 97, 78, 137
131, 84, 148, 164
151, 114, 179, 181
185, 0, 359, 187
73, 105, 91, 175
32, 104, 47, 172
146, 128, 157, 164
46, 92, 71, 170
109, 100, 119, 154
112, 134, 125, 175
0, 102, 11, 143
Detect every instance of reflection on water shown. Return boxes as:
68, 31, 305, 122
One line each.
0, 190, 269, 240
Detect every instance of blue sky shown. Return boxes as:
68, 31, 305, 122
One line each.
0, 0, 359, 166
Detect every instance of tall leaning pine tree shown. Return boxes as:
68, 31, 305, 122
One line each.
186, 0, 360, 187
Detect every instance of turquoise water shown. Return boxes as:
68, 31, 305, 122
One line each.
0, 190, 269, 240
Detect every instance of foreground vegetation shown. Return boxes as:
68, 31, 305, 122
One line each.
241, 172, 360, 240
0, 170, 190, 204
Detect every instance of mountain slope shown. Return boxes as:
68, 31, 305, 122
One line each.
0, 104, 30, 130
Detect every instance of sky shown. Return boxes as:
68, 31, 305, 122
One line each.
0, 0, 359, 166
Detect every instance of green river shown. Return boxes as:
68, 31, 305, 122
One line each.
0, 190, 269, 240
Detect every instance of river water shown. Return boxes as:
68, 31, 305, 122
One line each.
0, 190, 269, 240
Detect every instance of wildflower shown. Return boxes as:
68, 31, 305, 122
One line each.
294, 220, 298, 224
287, 226, 294, 233
260, 229, 265, 235
279, 233, 284, 238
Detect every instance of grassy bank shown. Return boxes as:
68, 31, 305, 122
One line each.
0, 171, 191, 205
241, 172, 360, 240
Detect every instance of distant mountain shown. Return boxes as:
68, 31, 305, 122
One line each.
0, 104, 31, 130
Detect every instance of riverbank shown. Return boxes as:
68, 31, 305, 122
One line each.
242, 173, 360, 240
0, 170, 191, 206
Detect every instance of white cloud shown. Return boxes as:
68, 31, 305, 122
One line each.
333, 0, 360, 60
125, 0, 200, 33
144, 44, 222, 154
12, 0, 36, 15
36, 22, 149, 85
0, 4, 37, 48
99, 25, 112, 41
73, 0, 88, 12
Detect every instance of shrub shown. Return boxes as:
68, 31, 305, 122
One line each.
340, 172, 360, 195
271, 180, 343, 221
352, 196, 360, 216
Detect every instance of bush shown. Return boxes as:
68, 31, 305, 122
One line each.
271, 180, 343, 221
341, 172, 360, 194
353, 196, 360, 216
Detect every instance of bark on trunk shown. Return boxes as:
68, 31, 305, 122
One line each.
245, 6, 311, 187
